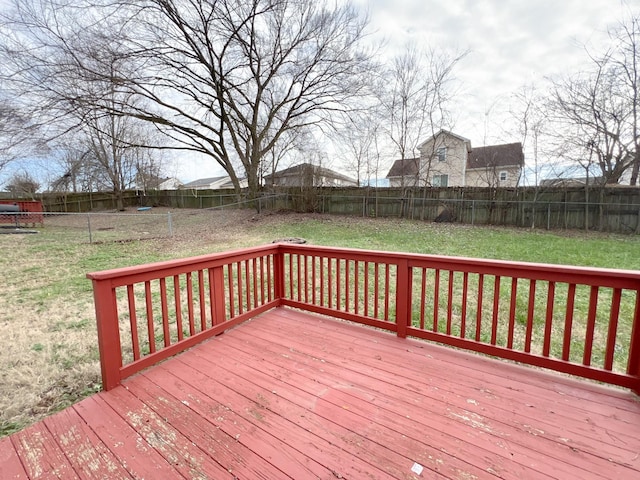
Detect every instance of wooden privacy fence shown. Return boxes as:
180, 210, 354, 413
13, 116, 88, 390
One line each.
34, 186, 640, 233
88, 244, 640, 393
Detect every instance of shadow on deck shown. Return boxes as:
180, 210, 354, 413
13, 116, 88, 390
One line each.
2, 307, 640, 479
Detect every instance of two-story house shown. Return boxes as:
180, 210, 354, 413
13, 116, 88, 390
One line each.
386, 130, 524, 188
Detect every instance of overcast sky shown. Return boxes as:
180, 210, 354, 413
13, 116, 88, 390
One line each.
358, 0, 631, 147
2, 0, 635, 185
175, 0, 632, 182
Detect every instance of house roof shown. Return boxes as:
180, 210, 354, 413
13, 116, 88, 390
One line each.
182, 176, 227, 188
264, 163, 357, 184
540, 176, 606, 187
418, 129, 472, 151
466, 142, 524, 170
385, 157, 420, 178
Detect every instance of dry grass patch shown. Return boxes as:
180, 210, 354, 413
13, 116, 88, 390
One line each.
0, 209, 267, 436
2, 208, 640, 437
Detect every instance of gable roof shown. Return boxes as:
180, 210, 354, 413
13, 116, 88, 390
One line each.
418, 129, 472, 151
264, 163, 357, 184
540, 176, 606, 187
467, 142, 524, 170
182, 176, 228, 188
385, 157, 420, 178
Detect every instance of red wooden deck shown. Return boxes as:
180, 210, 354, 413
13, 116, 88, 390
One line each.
2, 307, 639, 479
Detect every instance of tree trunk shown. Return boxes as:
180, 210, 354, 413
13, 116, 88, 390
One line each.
115, 189, 125, 211
630, 151, 640, 185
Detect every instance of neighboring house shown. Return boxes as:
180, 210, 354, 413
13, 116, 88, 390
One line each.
157, 177, 183, 190
182, 176, 248, 190
618, 167, 635, 186
136, 176, 182, 191
540, 176, 606, 187
385, 157, 421, 186
386, 130, 524, 188
264, 163, 358, 187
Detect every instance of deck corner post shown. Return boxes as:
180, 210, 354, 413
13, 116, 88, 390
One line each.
91, 278, 123, 391
395, 259, 412, 338
628, 289, 640, 396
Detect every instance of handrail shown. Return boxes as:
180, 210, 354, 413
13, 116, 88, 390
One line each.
276, 244, 640, 394
87, 244, 281, 390
88, 243, 640, 393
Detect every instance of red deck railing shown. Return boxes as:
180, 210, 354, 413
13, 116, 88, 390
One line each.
88, 244, 640, 393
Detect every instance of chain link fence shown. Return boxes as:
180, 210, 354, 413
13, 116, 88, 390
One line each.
0, 209, 220, 243
0, 194, 289, 243
0, 210, 174, 243
6, 188, 640, 237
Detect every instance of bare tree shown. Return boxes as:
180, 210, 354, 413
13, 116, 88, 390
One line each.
48, 142, 92, 193
508, 83, 552, 227
1, 0, 167, 208
544, 8, 640, 188
0, 90, 43, 174
510, 84, 545, 186
384, 43, 429, 181
4, 171, 40, 198
81, 110, 160, 209
380, 42, 466, 187
3, 0, 373, 204
606, 10, 640, 184
259, 127, 312, 189
336, 107, 386, 187
549, 56, 633, 185
547, 57, 636, 231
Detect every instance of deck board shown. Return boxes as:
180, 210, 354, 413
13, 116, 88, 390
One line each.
144, 364, 331, 479
2, 307, 640, 479
11, 422, 80, 479
72, 395, 175, 479
0, 437, 28, 479
227, 312, 635, 479
42, 407, 132, 479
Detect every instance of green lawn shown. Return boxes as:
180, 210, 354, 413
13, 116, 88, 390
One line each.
1, 209, 639, 437
257, 215, 640, 269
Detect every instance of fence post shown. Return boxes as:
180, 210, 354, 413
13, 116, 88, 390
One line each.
90, 278, 122, 390
87, 213, 93, 244
395, 258, 411, 338
471, 200, 475, 226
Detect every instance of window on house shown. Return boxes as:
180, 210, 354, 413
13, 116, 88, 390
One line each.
499, 171, 508, 182
433, 174, 448, 187
437, 147, 446, 162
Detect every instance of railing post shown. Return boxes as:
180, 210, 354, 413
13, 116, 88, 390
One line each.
627, 291, 640, 395
274, 246, 286, 303
395, 259, 411, 338
211, 266, 226, 325
91, 278, 122, 391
